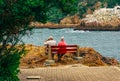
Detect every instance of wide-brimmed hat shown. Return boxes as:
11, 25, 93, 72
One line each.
49, 36, 53, 39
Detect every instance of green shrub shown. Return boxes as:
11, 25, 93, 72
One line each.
0, 46, 26, 81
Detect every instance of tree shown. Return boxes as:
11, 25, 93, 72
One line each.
99, 0, 120, 8
106, 0, 120, 8
0, 0, 77, 80
78, 0, 98, 18
46, 7, 64, 23
77, 0, 120, 18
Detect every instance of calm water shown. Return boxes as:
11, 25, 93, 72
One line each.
22, 28, 120, 61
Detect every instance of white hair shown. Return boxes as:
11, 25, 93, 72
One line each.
61, 36, 64, 39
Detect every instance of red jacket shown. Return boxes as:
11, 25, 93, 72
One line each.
58, 41, 67, 54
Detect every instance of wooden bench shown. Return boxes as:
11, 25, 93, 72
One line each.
47, 45, 80, 60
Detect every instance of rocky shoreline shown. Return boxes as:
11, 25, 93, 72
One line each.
31, 21, 120, 31
30, 21, 120, 31
32, 23, 120, 31
30, 6, 120, 31
74, 26, 120, 31
20, 44, 119, 68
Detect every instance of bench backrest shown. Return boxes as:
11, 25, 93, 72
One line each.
51, 45, 78, 54
47, 45, 80, 60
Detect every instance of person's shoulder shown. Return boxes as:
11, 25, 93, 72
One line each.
58, 41, 61, 43
52, 40, 56, 42
58, 42, 62, 45
46, 40, 51, 44
44, 41, 47, 45
55, 40, 57, 42
53, 39, 56, 41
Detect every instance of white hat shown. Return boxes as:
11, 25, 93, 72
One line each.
61, 36, 64, 39
49, 36, 53, 39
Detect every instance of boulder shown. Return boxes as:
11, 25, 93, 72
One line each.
79, 47, 119, 66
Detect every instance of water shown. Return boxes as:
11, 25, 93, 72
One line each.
22, 28, 120, 61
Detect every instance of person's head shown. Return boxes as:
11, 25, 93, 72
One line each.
61, 36, 64, 41
49, 36, 53, 40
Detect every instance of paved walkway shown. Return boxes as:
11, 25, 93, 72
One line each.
19, 64, 120, 81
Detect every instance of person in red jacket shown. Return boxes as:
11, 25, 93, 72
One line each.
57, 36, 67, 62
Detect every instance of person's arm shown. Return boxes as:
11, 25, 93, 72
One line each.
44, 41, 48, 45
58, 42, 61, 46
55, 41, 57, 45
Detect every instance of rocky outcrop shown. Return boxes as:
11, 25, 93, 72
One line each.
79, 47, 119, 66
60, 14, 81, 24
76, 6, 120, 30
30, 14, 81, 29
30, 21, 79, 29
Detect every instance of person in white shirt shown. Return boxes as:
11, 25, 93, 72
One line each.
44, 36, 56, 58
44, 36, 56, 46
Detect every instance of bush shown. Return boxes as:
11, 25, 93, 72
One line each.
0, 45, 25, 81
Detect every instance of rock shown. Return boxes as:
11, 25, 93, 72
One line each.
60, 14, 80, 24
79, 47, 119, 66
79, 6, 120, 29
102, 57, 119, 66
44, 60, 55, 66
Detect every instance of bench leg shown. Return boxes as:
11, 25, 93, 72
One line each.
77, 46, 80, 57
48, 46, 52, 60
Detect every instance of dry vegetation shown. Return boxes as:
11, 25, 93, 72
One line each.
20, 44, 119, 68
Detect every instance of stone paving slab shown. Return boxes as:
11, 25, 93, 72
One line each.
19, 64, 120, 81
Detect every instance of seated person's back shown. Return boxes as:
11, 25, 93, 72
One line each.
47, 40, 56, 46
44, 36, 56, 46
58, 36, 67, 54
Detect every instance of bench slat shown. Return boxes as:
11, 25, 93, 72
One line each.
47, 48, 77, 51
51, 45, 77, 48
51, 51, 77, 54
51, 49, 77, 51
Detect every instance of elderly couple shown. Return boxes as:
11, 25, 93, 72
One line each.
44, 36, 67, 61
